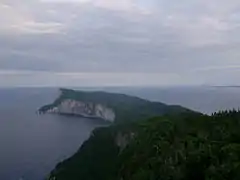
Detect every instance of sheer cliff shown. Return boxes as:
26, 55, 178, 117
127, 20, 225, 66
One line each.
39, 88, 192, 122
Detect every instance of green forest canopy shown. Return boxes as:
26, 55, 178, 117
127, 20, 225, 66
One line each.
48, 110, 240, 180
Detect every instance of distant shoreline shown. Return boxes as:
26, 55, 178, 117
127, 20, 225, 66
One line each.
211, 86, 240, 88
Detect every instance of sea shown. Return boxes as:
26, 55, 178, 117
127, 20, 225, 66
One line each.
0, 86, 240, 180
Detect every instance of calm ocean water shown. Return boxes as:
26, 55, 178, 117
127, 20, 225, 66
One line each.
0, 88, 106, 180
0, 86, 240, 180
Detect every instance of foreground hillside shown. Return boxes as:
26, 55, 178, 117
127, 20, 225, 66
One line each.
48, 110, 240, 180
39, 88, 191, 122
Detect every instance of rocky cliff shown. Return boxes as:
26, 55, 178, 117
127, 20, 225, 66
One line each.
39, 88, 192, 123
42, 99, 116, 122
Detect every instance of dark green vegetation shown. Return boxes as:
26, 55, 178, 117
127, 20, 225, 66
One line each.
39, 88, 191, 122
48, 110, 240, 180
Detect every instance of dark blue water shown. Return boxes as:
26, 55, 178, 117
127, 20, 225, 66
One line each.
0, 88, 106, 180
1, 86, 240, 180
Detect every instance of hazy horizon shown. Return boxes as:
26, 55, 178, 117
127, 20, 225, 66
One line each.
1, 0, 240, 87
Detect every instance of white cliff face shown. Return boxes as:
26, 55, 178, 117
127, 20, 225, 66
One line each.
47, 99, 116, 122
115, 132, 135, 151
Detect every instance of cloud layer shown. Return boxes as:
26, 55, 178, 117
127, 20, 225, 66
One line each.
0, 0, 240, 86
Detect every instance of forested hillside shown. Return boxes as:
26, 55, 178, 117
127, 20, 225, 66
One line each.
49, 110, 240, 180
40, 88, 191, 122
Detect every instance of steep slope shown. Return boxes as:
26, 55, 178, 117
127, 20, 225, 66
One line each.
48, 110, 240, 180
39, 88, 192, 122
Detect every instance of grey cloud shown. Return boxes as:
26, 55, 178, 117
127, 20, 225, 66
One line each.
0, 0, 240, 86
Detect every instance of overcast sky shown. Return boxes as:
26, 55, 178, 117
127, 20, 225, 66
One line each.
0, 0, 240, 87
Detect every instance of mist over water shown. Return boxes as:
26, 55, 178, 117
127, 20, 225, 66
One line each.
0, 86, 240, 180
